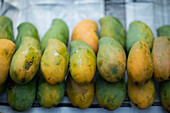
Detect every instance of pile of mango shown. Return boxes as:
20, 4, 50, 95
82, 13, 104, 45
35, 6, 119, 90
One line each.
0, 16, 169, 112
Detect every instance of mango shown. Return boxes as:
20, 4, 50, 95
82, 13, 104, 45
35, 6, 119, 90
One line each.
70, 40, 96, 84
157, 25, 170, 39
95, 72, 126, 111
126, 21, 154, 53
152, 37, 170, 81
72, 19, 98, 54
0, 16, 14, 41
127, 41, 153, 85
37, 69, 65, 108
7, 77, 36, 111
128, 79, 155, 109
15, 22, 40, 50
99, 16, 126, 49
160, 80, 170, 112
66, 75, 94, 109
10, 37, 41, 84
41, 19, 69, 53
97, 37, 126, 82
0, 39, 16, 85
41, 39, 69, 84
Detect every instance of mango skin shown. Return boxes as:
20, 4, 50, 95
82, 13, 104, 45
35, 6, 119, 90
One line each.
127, 41, 153, 85
0, 16, 14, 41
15, 22, 40, 50
41, 39, 69, 84
152, 37, 170, 81
97, 37, 126, 82
99, 16, 126, 49
41, 19, 69, 53
160, 80, 170, 112
0, 39, 16, 85
128, 79, 155, 109
37, 70, 65, 108
72, 19, 99, 54
7, 77, 36, 112
10, 37, 41, 84
126, 21, 154, 53
66, 75, 94, 109
70, 40, 96, 84
95, 72, 126, 111
157, 25, 170, 39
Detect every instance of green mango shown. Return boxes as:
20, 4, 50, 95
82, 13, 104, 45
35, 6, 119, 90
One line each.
160, 80, 170, 112
41, 19, 69, 53
157, 25, 170, 39
97, 37, 126, 82
15, 22, 40, 50
10, 37, 41, 84
41, 39, 69, 84
126, 21, 154, 53
7, 76, 36, 112
37, 69, 65, 108
0, 16, 14, 41
96, 72, 126, 111
99, 16, 126, 49
70, 40, 96, 84
0, 80, 7, 94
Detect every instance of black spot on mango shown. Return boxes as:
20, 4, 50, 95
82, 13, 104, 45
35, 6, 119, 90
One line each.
25, 62, 32, 70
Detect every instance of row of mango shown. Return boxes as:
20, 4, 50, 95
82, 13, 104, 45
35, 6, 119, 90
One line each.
0, 16, 169, 112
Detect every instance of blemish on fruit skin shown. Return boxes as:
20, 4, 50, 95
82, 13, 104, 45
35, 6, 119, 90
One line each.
25, 61, 32, 70
112, 67, 118, 75
56, 62, 60, 65
82, 89, 88, 99
107, 98, 111, 104
24, 57, 34, 70
5, 51, 8, 55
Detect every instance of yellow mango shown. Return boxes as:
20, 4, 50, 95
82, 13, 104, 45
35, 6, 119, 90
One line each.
128, 79, 155, 109
41, 39, 69, 84
66, 75, 94, 109
72, 19, 98, 54
0, 39, 16, 85
70, 40, 96, 84
127, 41, 153, 85
152, 37, 170, 81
